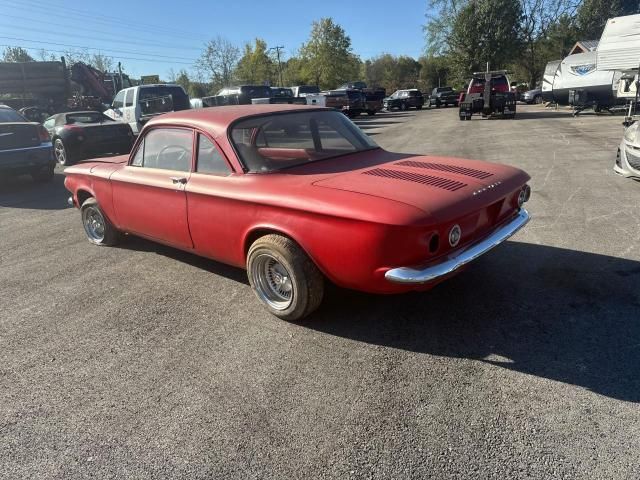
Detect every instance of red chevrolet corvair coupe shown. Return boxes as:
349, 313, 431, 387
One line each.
64, 105, 531, 320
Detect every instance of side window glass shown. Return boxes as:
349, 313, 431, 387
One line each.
197, 135, 230, 175
141, 128, 192, 171
131, 140, 144, 166
125, 89, 134, 107
112, 91, 125, 109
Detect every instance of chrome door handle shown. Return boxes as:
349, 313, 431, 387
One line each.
170, 176, 187, 185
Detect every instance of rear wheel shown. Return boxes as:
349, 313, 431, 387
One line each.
247, 234, 324, 321
534, 95, 542, 104
80, 197, 120, 246
54, 138, 71, 166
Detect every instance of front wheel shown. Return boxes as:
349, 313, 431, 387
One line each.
400, 103, 407, 111
247, 234, 324, 321
80, 197, 120, 246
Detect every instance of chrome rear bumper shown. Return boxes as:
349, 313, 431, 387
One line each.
385, 209, 531, 284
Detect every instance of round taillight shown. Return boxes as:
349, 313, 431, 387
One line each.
449, 225, 461, 247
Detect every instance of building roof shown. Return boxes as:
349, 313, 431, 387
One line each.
569, 40, 599, 55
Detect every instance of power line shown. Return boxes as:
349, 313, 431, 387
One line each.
0, 0, 212, 42
0, 10, 208, 51
0, 35, 199, 62
0, 43, 196, 66
0, 21, 204, 52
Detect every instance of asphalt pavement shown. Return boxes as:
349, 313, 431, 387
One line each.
1, 105, 639, 479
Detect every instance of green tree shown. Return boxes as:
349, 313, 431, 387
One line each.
175, 69, 191, 92
2, 46, 34, 62
449, 0, 522, 82
299, 18, 361, 89
362, 54, 422, 92
424, 0, 468, 56
197, 36, 240, 92
419, 55, 453, 91
235, 38, 274, 85
518, 0, 578, 88
576, 0, 640, 39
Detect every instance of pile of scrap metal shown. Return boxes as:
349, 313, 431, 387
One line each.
0, 57, 131, 116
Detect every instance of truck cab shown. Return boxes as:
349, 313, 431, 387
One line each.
104, 84, 190, 135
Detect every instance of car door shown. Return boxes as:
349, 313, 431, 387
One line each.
110, 127, 194, 249
184, 133, 239, 262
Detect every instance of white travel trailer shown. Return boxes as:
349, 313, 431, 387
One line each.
595, 13, 640, 181
543, 51, 623, 114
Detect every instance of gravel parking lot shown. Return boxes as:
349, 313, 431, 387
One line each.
1, 104, 639, 479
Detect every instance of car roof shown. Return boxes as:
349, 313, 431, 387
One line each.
147, 104, 331, 138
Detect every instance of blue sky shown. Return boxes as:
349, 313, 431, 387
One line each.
0, 0, 428, 78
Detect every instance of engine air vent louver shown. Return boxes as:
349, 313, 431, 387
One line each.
394, 160, 493, 179
363, 168, 467, 191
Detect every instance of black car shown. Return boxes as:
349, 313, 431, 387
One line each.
0, 105, 55, 182
43, 111, 134, 166
429, 87, 459, 108
383, 89, 425, 111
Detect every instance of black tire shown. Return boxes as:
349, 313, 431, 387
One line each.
80, 197, 120, 246
31, 164, 54, 183
400, 102, 407, 111
367, 110, 376, 116
435, 103, 441, 109
534, 95, 542, 104
247, 234, 324, 321
54, 138, 72, 166
416, 105, 423, 110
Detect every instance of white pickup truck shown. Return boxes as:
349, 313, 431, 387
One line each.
104, 84, 190, 135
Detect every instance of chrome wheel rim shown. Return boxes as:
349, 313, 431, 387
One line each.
54, 141, 66, 164
251, 253, 293, 311
82, 206, 105, 242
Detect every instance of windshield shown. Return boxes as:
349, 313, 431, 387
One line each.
230, 110, 378, 173
66, 112, 112, 124
0, 108, 26, 122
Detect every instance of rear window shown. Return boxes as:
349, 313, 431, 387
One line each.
239, 86, 272, 98
0, 108, 26, 122
298, 86, 319, 95
230, 110, 378, 173
139, 86, 190, 111
66, 112, 112, 124
437, 87, 453, 93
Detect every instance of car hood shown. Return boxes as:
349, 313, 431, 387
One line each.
311, 150, 530, 223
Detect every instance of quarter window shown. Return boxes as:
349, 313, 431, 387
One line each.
131, 128, 193, 171
125, 89, 134, 107
197, 135, 230, 175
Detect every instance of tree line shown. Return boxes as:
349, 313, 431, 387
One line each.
425, 0, 640, 88
4, 2, 640, 99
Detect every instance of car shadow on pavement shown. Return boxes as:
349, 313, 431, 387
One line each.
0, 171, 69, 210
308, 241, 640, 403
117, 236, 250, 286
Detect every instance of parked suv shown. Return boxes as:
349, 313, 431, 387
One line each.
0, 105, 54, 182
383, 89, 424, 111
104, 84, 190, 135
429, 87, 459, 108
